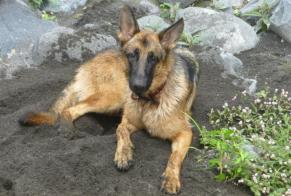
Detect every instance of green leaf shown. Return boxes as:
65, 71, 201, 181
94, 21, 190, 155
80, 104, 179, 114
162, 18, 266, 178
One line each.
215, 173, 227, 181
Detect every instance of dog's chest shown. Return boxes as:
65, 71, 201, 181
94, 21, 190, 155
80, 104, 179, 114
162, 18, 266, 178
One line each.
127, 93, 183, 138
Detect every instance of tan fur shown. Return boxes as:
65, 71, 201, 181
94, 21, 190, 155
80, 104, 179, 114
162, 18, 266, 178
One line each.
19, 6, 199, 194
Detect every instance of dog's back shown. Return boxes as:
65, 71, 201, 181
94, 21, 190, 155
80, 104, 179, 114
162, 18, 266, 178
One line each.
174, 48, 199, 111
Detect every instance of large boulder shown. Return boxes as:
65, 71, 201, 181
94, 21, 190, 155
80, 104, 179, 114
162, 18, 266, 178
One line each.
45, 0, 159, 15
137, 15, 170, 31
137, 0, 160, 15
0, 0, 56, 78
176, 7, 259, 54
0, 0, 56, 55
213, 0, 244, 13
196, 47, 257, 94
158, 0, 198, 8
270, 0, 291, 43
0, 0, 118, 79
33, 26, 117, 64
45, 0, 88, 13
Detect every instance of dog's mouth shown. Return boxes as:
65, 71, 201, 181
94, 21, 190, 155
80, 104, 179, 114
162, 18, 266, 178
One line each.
131, 92, 148, 100
131, 92, 153, 102
130, 81, 166, 103
131, 92, 140, 100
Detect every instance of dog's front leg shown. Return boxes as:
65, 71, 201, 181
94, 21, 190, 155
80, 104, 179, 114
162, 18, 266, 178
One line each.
114, 118, 138, 171
161, 129, 192, 194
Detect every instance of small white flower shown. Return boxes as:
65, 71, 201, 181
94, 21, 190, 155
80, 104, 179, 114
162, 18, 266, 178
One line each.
252, 175, 258, 183
238, 121, 243, 126
281, 173, 287, 178
285, 146, 290, 150
262, 187, 269, 194
268, 140, 275, 145
275, 88, 278, 93
259, 137, 265, 141
238, 179, 244, 183
242, 90, 247, 96
262, 174, 268, 179
223, 102, 228, 108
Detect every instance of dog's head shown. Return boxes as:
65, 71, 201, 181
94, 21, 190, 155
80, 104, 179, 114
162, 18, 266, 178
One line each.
118, 5, 184, 98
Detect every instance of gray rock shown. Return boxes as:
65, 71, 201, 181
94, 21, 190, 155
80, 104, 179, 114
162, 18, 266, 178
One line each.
240, 0, 280, 15
45, 0, 160, 15
158, 0, 197, 8
196, 47, 257, 94
176, 7, 259, 54
45, 0, 88, 13
34, 26, 117, 64
213, 0, 232, 10
0, 0, 56, 55
137, 15, 170, 32
213, 0, 244, 12
0, 0, 57, 79
214, 0, 233, 14
232, 0, 245, 7
270, 0, 291, 43
138, 0, 160, 15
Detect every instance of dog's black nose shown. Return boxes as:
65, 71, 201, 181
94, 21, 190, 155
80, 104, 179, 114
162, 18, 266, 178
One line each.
131, 78, 147, 95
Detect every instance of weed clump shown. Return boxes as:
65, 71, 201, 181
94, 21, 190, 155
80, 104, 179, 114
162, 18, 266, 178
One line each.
193, 88, 291, 195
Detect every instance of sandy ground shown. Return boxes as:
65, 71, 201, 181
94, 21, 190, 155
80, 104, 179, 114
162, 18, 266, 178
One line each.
1, 1, 291, 195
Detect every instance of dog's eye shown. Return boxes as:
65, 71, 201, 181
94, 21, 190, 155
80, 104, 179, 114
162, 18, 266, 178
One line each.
147, 52, 158, 64
126, 48, 139, 60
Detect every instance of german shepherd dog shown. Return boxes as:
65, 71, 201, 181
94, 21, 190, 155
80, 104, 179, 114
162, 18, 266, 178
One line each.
19, 5, 199, 194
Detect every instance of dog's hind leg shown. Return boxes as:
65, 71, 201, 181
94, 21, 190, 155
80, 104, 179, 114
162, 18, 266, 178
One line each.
59, 91, 124, 139
161, 128, 193, 194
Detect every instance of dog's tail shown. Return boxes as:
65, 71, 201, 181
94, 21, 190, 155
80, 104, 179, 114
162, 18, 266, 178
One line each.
18, 80, 77, 127
18, 112, 57, 126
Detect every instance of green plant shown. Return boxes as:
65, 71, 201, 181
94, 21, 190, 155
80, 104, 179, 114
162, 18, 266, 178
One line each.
242, 1, 271, 33
160, 2, 180, 22
179, 32, 201, 47
41, 11, 56, 21
29, 0, 47, 9
193, 88, 291, 196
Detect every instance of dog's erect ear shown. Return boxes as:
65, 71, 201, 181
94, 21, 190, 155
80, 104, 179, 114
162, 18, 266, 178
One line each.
159, 18, 184, 49
118, 5, 140, 44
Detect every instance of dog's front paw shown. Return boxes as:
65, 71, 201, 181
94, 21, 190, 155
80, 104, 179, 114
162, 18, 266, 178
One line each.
160, 172, 181, 195
58, 118, 84, 140
114, 146, 133, 171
